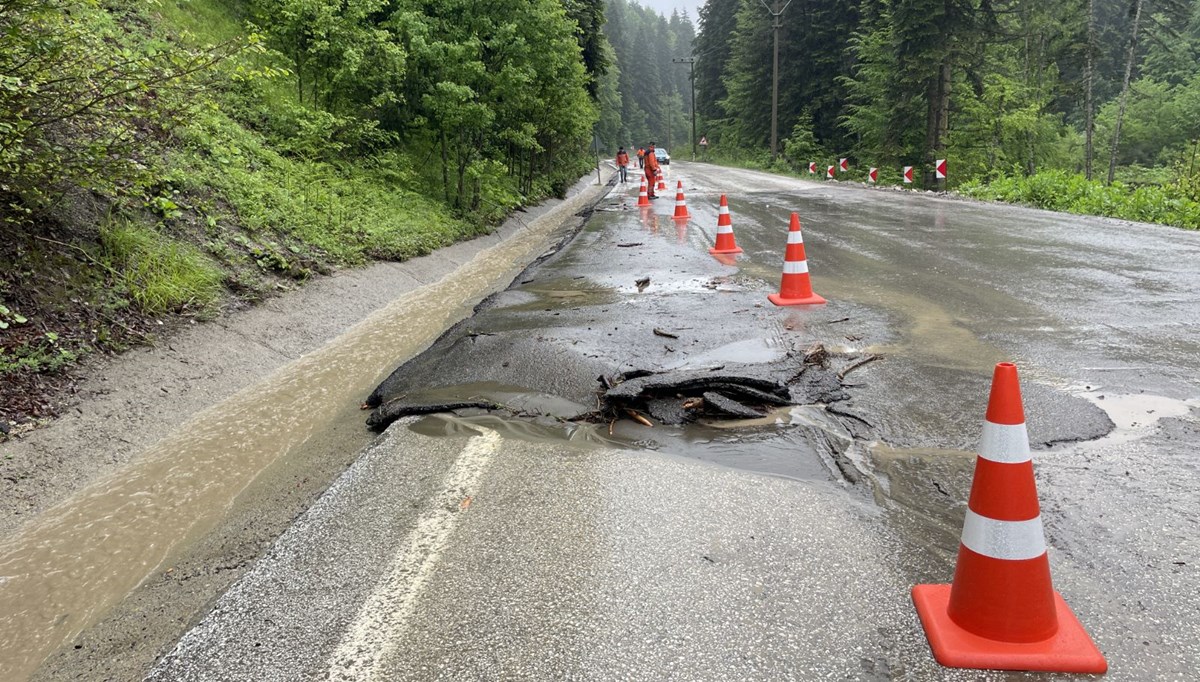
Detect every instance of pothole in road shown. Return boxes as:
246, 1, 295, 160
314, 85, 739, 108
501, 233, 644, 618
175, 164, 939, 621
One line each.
365, 337, 879, 485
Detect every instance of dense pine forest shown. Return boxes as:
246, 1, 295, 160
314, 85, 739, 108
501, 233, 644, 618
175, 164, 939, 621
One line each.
1, 0, 1197, 427
597, 0, 1199, 227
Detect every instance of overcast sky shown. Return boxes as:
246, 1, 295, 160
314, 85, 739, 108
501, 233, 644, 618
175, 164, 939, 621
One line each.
635, 0, 705, 22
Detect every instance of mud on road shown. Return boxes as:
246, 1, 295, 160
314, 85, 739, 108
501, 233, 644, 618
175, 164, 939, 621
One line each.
362, 184, 1115, 490
6, 160, 1198, 680
1, 171, 619, 682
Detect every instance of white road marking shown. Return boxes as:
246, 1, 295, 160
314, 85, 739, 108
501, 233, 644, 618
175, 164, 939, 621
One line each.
325, 429, 502, 680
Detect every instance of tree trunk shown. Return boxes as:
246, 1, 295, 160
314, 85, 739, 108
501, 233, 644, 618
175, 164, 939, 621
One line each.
1107, 0, 1143, 185
925, 58, 951, 188
1084, 0, 1096, 179
1023, 8, 1034, 175
1028, 32, 1046, 176
440, 131, 451, 205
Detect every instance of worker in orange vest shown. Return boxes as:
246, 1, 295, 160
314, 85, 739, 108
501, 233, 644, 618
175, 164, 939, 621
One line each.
643, 142, 660, 199
615, 147, 630, 183
636, 147, 646, 169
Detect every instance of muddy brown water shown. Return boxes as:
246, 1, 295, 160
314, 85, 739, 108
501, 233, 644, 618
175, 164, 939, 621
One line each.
0, 193, 596, 681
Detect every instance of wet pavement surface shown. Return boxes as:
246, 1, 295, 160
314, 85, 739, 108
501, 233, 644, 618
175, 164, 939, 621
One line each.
145, 162, 1198, 679
2, 173, 618, 681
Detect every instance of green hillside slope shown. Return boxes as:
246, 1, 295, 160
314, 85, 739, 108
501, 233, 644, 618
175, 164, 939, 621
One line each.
0, 0, 601, 433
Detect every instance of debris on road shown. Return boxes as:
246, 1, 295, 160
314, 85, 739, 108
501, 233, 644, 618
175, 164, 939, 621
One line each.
652, 328, 679, 339
585, 351, 856, 427
624, 409, 654, 427
367, 399, 501, 431
702, 392, 766, 419
837, 354, 881, 380
802, 342, 828, 366
635, 276, 651, 291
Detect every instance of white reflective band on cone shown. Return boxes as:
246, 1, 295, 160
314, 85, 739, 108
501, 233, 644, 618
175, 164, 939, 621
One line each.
719, 206, 729, 215
717, 225, 733, 234
787, 232, 804, 244
676, 201, 686, 206
961, 510, 1046, 561
978, 421, 1032, 464
783, 260, 809, 274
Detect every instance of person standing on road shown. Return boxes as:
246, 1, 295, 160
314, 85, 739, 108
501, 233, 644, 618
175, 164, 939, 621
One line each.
616, 147, 630, 183
636, 146, 646, 169
643, 142, 660, 199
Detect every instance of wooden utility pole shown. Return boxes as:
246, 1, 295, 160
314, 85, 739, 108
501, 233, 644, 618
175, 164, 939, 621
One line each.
673, 57, 697, 160
760, 0, 793, 161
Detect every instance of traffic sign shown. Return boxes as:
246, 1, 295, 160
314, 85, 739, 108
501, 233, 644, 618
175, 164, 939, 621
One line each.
903, 166, 914, 183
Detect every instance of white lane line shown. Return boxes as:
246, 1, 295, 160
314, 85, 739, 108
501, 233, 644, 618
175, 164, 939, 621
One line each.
326, 429, 502, 681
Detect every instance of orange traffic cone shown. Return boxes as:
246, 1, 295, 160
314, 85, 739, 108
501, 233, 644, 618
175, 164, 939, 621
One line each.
912, 362, 1108, 674
672, 181, 690, 220
709, 195, 742, 255
637, 179, 650, 207
768, 213, 825, 306
656, 169, 667, 192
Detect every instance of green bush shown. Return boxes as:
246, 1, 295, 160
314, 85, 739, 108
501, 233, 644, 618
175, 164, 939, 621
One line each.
0, 0, 237, 214
958, 171, 1200, 230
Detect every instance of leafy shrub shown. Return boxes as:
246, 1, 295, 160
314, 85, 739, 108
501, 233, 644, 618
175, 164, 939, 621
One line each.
0, 0, 236, 214
958, 171, 1200, 230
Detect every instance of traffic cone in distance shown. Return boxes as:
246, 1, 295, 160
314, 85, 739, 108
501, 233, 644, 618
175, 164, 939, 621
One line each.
637, 179, 650, 207
657, 170, 667, 192
767, 213, 826, 306
911, 362, 1108, 674
709, 195, 742, 255
672, 180, 690, 220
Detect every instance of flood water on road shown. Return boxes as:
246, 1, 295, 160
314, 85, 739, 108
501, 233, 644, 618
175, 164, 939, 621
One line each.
370, 164, 1200, 677
7, 160, 1200, 680
0, 187, 601, 681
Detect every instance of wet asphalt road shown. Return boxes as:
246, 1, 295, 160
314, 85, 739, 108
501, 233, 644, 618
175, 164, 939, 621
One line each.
149, 162, 1200, 680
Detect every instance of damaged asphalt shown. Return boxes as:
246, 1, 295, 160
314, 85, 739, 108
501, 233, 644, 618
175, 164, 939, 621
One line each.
144, 161, 1200, 680
363, 174, 1116, 484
